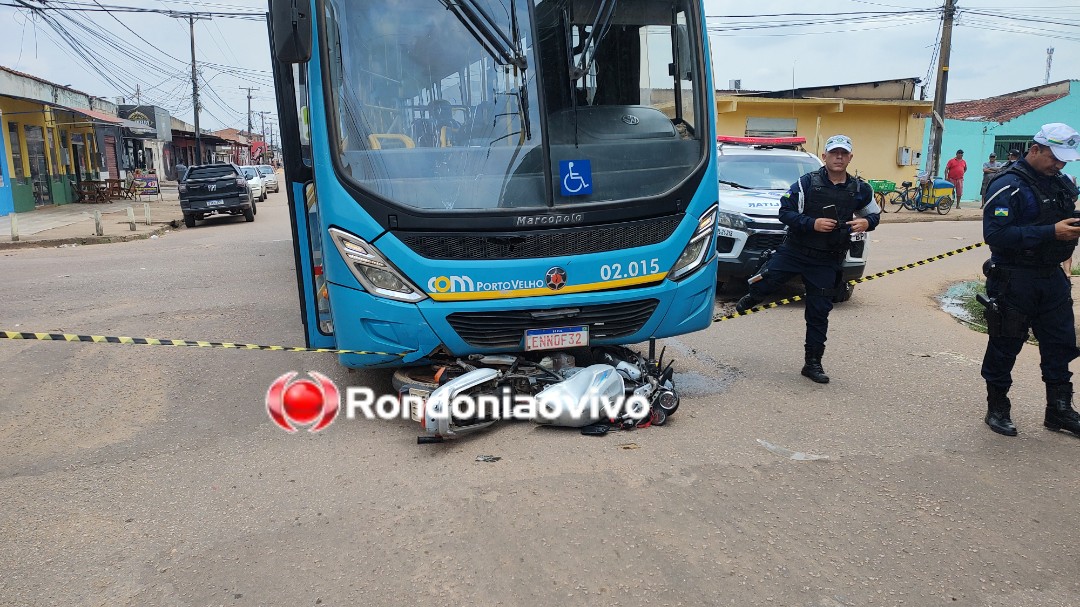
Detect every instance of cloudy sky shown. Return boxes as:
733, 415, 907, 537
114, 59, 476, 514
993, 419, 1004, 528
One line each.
2, 0, 1078, 136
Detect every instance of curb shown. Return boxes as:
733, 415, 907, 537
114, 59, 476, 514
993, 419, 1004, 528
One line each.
0, 221, 184, 251
879, 213, 982, 224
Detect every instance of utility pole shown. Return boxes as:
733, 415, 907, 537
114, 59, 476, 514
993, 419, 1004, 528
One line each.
1045, 47, 1055, 85
927, 0, 957, 180
170, 12, 211, 164
256, 111, 271, 162
267, 120, 278, 162
239, 87, 259, 136
256, 111, 271, 143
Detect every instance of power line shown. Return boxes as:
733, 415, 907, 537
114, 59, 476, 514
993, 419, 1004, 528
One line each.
4, 0, 272, 130
0, 0, 264, 19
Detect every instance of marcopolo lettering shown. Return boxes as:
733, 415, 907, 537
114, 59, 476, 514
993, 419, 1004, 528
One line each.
514, 213, 585, 227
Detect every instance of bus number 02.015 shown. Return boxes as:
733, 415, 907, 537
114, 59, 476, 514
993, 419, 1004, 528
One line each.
600, 259, 661, 281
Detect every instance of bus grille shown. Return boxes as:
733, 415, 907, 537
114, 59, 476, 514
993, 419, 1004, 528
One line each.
446, 299, 659, 349
398, 217, 682, 260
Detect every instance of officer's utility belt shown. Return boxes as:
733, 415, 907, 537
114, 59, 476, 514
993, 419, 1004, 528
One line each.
989, 264, 1062, 279
784, 243, 845, 261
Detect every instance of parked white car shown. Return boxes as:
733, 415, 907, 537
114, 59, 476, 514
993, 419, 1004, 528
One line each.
256, 164, 279, 193
240, 166, 267, 201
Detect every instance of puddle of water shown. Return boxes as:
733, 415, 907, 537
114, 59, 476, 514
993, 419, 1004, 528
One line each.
675, 371, 738, 397
939, 280, 981, 323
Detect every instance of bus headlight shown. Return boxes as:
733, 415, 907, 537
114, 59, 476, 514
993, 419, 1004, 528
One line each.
669, 204, 718, 281
329, 228, 427, 303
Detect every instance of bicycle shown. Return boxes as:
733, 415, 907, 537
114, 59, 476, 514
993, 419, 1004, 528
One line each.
887, 176, 954, 215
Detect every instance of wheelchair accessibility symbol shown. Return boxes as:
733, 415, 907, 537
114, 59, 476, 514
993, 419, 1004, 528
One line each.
559, 160, 592, 196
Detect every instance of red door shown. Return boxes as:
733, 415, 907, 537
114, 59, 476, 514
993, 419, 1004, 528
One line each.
104, 135, 118, 179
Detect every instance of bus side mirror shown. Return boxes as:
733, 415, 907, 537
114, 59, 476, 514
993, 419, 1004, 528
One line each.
270, 0, 312, 64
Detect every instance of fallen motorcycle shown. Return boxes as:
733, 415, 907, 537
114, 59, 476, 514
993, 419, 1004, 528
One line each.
394, 342, 680, 443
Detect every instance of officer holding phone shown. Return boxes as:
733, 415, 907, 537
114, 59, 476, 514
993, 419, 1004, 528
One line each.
979, 123, 1080, 438
736, 135, 880, 383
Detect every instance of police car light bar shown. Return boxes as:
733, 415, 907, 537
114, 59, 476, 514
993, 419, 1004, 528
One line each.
716, 135, 807, 146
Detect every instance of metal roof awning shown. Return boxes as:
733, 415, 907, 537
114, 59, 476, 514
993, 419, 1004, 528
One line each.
0, 93, 157, 136
170, 130, 231, 146
53, 104, 156, 134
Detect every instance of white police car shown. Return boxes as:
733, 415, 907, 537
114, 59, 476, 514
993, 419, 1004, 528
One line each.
714, 136, 868, 302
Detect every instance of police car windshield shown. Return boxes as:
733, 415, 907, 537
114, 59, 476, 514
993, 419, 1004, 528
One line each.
718, 155, 822, 190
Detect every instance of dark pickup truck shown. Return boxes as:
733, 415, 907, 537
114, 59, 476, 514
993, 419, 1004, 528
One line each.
179, 163, 256, 227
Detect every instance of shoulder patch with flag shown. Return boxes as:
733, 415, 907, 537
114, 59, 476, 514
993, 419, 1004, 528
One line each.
994, 207, 1009, 217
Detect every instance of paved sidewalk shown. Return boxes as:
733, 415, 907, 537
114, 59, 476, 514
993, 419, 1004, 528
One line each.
0, 186, 184, 249
879, 202, 984, 224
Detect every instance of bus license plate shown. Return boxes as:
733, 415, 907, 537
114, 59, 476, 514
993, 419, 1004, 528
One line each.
207, 199, 224, 206
524, 326, 589, 351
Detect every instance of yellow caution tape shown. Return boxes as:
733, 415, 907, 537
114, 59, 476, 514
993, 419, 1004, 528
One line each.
1, 243, 987, 351
0, 331, 409, 358
713, 242, 986, 323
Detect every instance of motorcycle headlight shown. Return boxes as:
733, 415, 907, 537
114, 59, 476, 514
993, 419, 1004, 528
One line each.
717, 211, 747, 230
329, 228, 427, 303
669, 204, 718, 281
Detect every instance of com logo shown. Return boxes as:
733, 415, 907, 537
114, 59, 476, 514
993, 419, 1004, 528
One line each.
265, 371, 340, 433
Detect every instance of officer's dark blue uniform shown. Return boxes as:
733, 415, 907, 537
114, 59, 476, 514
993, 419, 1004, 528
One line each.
980, 149, 1080, 437
736, 163, 880, 383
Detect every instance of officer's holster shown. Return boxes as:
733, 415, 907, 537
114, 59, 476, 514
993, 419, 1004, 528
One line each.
980, 262, 1031, 339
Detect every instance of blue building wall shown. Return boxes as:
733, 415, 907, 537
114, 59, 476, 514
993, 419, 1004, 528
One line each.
921, 81, 1080, 202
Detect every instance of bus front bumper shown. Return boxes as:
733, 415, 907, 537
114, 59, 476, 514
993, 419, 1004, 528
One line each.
330, 258, 717, 369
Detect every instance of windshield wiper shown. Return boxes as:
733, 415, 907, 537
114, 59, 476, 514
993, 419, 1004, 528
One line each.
441, 0, 530, 141
441, 0, 527, 71
569, 0, 618, 81
719, 180, 751, 190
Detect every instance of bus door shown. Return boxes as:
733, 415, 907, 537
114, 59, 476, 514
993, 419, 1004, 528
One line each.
269, 5, 335, 349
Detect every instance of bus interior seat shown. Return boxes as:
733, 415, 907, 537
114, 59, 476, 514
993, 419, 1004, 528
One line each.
368, 134, 415, 150
412, 118, 438, 147
466, 100, 497, 143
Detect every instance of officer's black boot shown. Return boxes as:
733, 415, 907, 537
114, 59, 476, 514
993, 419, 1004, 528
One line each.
1044, 382, 1080, 436
985, 383, 1018, 436
801, 346, 829, 384
735, 294, 762, 314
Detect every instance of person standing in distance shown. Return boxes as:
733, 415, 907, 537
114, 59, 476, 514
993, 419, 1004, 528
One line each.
946, 149, 968, 207
980, 122, 1080, 438
979, 152, 1003, 209
1003, 148, 1022, 170
735, 135, 880, 383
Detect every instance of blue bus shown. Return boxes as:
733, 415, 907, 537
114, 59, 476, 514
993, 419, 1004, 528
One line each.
268, 0, 719, 368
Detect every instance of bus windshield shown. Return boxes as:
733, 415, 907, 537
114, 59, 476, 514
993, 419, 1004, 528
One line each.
323, 0, 705, 212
